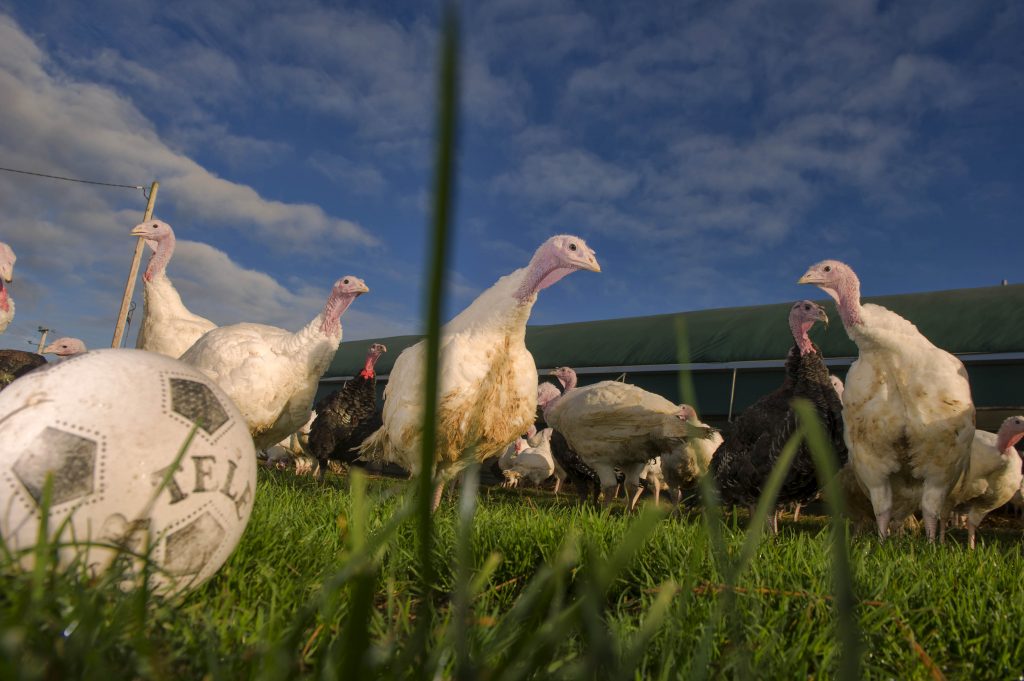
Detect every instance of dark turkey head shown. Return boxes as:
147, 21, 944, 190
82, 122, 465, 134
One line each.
360, 342, 387, 378
320, 275, 369, 335
997, 416, 1024, 454
550, 366, 577, 391
517, 234, 600, 302
42, 337, 87, 357
789, 300, 827, 355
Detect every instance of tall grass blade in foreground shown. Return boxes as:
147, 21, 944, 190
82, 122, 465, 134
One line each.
412, 5, 459, 679
794, 399, 862, 680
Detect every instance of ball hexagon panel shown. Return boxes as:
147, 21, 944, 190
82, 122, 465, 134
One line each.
163, 511, 226, 575
169, 378, 229, 435
12, 427, 97, 507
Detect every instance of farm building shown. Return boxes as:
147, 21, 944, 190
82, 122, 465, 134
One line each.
319, 283, 1024, 431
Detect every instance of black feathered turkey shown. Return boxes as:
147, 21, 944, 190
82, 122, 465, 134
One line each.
0, 349, 46, 390
309, 343, 386, 476
709, 300, 846, 533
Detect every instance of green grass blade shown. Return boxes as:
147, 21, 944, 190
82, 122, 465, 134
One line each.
794, 399, 862, 681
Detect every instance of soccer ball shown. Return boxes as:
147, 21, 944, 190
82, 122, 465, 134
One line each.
0, 349, 257, 594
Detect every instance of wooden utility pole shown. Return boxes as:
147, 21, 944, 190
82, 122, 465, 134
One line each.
111, 180, 159, 348
36, 327, 50, 353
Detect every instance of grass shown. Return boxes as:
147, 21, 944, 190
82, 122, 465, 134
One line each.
5, 468, 1024, 679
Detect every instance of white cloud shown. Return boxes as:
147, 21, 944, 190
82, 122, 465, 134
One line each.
0, 14, 401, 350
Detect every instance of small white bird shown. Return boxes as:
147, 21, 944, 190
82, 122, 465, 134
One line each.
948, 416, 1024, 549
181, 275, 369, 450
41, 337, 87, 359
130, 220, 217, 359
504, 427, 556, 488
0, 242, 16, 334
660, 404, 722, 505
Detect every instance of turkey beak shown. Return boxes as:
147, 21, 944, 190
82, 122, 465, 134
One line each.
0, 262, 12, 283
815, 304, 829, 329
584, 249, 601, 273
797, 268, 820, 285
41, 341, 60, 354
129, 225, 150, 238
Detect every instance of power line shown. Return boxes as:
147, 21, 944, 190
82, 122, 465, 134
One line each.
0, 165, 145, 191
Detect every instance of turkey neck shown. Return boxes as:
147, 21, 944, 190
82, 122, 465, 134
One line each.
319, 292, 360, 336
0, 281, 9, 313
997, 429, 1024, 454
790, 318, 816, 356
146, 232, 175, 281
359, 350, 382, 379
826, 274, 863, 328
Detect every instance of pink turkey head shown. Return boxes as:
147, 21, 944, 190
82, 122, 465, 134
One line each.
514, 438, 527, 454
676, 404, 698, 422
320, 275, 369, 336
537, 381, 562, 411
549, 366, 577, 391
360, 342, 387, 378
0, 242, 15, 283
789, 300, 828, 355
0, 242, 14, 313
130, 220, 175, 281
798, 259, 860, 304
42, 337, 87, 357
997, 416, 1024, 454
517, 235, 601, 302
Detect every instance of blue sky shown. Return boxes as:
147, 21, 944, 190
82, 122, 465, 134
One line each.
0, 0, 1021, 352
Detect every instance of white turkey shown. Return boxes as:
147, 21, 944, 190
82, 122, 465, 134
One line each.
799, 259, 975, 541
0, 242, 15, 334
181, 275, 369, 450
498, 436, 528, 486
130, 220, 217, 358
503, 428, 556, 488
661, 404, 722, 505
42, 337, 87, 358
542, 379, 714, 510
947, 415, 1024, 549
360, 235, 600, 510
538, 370, 601, 500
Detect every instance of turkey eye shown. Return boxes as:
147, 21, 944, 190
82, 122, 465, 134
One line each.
804, 305, 810, 310
823, 265, 832, 272
569, 243, 577, 251
343, 279, 350, 284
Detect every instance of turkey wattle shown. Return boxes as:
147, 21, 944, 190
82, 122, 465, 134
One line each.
799, 259, 974, 541
359, 234, 600, 510
130, 220, 217, 359
308, 343, 387, 476
181, 275, 369, 450
709, 300, 846, 534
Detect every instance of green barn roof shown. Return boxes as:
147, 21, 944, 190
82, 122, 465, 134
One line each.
327, 283, 1024, 376
321, 283, 1024, 427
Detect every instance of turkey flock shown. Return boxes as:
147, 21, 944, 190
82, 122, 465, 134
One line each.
1, 221, 1021, 548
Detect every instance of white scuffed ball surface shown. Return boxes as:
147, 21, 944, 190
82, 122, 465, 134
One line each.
0, 349, 256, 594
